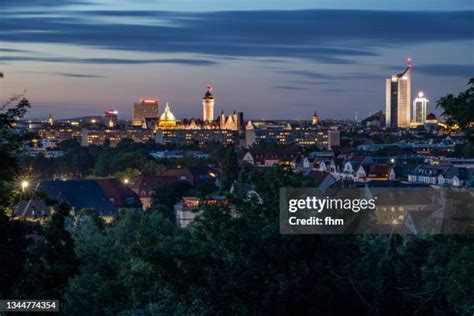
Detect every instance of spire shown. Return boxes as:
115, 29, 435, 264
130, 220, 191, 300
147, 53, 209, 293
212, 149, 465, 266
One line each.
203, 85, 214, 99
245, 120, 254, 130
407, 56, 413, 68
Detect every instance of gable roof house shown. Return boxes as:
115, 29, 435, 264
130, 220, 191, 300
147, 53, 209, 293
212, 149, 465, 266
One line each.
15, 180, 118, 221
367, 164, 396, 181
408, 165, 451, 185
129, 175, 181, 209
439, 166, 474, 187
96, 178, 142, 209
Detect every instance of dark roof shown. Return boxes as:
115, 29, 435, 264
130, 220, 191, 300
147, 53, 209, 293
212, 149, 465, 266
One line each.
15, 199, 51, 218
443, 167, 474, 181
365, 180, 429, 188
426, 113, 437, 120
17, 180, 117, 216
368, 164, 392, 178
129, 175, 180, 195
96, 178, 142, 208
308, 171, 335, 185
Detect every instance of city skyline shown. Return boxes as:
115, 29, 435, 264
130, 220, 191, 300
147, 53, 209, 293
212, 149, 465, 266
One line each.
1, 0, 473, 120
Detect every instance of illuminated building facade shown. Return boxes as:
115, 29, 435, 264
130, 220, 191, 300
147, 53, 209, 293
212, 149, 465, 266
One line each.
156, 129, 237, 146
413, 91, 428, 124
386, 58, 412, 128
253, 127, 329, 148
132, 99, 159, 127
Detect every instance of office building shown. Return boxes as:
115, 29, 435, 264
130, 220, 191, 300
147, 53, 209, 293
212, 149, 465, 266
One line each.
386, 58, 412, 128
413, 91, 428, 124
132, 99, 159, 127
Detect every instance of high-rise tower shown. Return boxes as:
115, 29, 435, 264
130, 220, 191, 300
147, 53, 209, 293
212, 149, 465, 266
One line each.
413, 91, 428, 124
202, 86, 215, 123
132, 99, 159, 127
385, 58, 412, 128
105, 109, 118, 128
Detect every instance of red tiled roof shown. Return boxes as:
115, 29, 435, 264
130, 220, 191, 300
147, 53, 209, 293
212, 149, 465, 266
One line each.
96, 178, 141, 208
129, 175, 180, 197
368, 164, 392, 178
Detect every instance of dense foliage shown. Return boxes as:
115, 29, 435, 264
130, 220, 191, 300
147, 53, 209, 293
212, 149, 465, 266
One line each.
437, 78, 474, 157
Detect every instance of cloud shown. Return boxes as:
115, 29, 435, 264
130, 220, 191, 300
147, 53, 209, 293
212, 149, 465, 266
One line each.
56, 72, 105, 78
277, 70, 382, 81
1, 10, 471, 65
19, 70, 105, 78
277, 70, 335, 80
273, 85, 306, 90
409, 64, 474, 78
2, 0, 92, 8
0, 48, 33, 53
321, 88, 351, 92
0, 56, 218, 66
288, 80, 333, 85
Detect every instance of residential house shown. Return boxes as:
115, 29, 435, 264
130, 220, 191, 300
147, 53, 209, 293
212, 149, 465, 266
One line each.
96, 178, 142, 210
174, 196, 227, 228
129, 175, 181, 209
367, 164, 396, 181
408, 165, 451, 185
15, 179, 118, 221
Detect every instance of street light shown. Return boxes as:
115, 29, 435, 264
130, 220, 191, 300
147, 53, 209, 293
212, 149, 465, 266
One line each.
123, 178, 129, 185
21, 180, 29, 192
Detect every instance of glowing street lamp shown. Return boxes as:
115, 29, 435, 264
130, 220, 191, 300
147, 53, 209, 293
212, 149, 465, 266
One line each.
21, 180, 29, 192
123, 178, 129, 185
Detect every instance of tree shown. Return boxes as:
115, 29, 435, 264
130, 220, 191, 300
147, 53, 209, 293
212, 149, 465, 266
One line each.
114, 168, 141, 181
220, 145, 239, 191
437, 78, 474, 156
16, 203, 77, 299
0, 96, 31, 209
150, 180, 192, 223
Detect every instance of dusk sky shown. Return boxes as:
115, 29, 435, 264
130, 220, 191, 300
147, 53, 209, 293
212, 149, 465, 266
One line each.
1, 0, 473, 120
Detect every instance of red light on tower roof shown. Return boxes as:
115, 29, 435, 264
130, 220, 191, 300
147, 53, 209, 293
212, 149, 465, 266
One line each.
140, 99, 159, 105
105, 107, 118, 115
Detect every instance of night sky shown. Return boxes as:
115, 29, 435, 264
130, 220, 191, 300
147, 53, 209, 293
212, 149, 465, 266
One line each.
1, 0, 473, 120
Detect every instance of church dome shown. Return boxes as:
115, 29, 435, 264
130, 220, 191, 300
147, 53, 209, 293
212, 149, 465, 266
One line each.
158, 102, 177, 129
